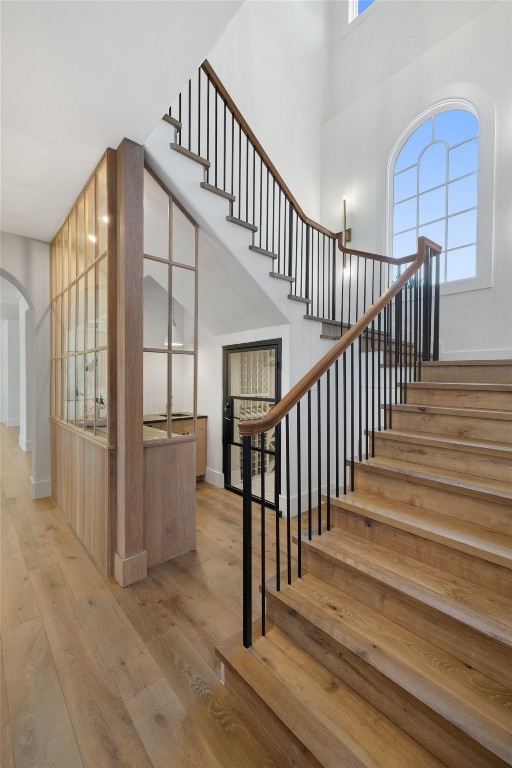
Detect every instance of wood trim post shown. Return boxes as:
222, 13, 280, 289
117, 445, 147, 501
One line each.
114, 138, 147, 585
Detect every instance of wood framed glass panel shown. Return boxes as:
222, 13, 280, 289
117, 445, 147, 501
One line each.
97, 160, 108, 257
96, 256, 108, 348
86, 179, 96, 267
77, 196, 86, 277
143, 258, 169, 350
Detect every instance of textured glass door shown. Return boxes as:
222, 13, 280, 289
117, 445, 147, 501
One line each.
223, 340, 281, 506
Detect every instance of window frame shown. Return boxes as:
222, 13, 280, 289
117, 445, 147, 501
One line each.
387, 99, 494, 296
348, 0, 377, 25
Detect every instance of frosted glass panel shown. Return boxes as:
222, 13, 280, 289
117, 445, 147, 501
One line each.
143, 352, 168, 416
172, 204, 195, 267
172, 267, 195, 352
172, 354, 195, 416
144, 170, 169, 259
143, 259, 169, 349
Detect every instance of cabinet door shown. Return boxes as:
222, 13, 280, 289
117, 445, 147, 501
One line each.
172, 419, 193, 436
196, 419, 207, 476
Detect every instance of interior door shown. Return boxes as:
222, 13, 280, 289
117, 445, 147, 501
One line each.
223, 340, 281, 506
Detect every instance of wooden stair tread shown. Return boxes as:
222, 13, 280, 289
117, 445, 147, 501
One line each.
199, 181, 236, 202
269, 574, 512, 762
162, 113, 182, 130
359, 455, 512, 501
226, 215, 258, 232
392, 403, 512, 421
288, 294, 311, 304
373, 428, 512, 458
218, 628, 446, 768
423, 359, 512, 368
302, 528, 512, 645
329, 490, 512, 570
269, 271, 294, 283
170, 142, 210, 167
248, 244, 277, 260
407, 382, 512, 392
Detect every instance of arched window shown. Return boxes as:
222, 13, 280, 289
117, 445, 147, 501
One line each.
392, 108, 479, 283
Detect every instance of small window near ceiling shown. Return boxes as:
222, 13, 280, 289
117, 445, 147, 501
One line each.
349, 0, 376, 23
392, 108, 479, 283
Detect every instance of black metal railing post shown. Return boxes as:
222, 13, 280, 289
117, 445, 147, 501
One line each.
422, 248, 432, 361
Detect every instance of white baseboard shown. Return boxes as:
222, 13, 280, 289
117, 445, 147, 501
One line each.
204, 468, 224, 488
18, 434, 32, 452
30, 476, 52, 499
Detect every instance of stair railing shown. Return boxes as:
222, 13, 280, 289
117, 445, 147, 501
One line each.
169, 61, 398, 326
238, 236, 441, 648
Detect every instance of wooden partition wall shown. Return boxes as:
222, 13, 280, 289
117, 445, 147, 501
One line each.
50, 141, 199, 584
50, 150, 116, 578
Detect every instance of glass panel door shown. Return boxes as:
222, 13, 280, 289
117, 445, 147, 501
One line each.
223, 340, 281, 506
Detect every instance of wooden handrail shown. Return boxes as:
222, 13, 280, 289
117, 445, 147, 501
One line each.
202, 60, 425, 269
202, 60, 336, 239
239, 237, 441, 437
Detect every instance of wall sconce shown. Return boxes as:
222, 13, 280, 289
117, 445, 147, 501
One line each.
342, 197, 352, 244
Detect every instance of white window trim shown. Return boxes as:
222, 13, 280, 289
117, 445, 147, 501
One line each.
387, 98, 495, 296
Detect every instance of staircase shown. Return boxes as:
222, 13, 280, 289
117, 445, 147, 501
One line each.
217, 360, 512, 768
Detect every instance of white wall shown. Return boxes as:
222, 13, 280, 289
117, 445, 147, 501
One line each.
1, 231, 51, 497
0, 319, 20, 426
321, 0, 512, 358
208, 0, 329, 221
19, 298, 33, 451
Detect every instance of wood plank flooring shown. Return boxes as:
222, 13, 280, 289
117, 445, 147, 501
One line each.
0, 424, 294, 768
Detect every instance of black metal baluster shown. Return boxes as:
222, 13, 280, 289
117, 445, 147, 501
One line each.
331, 238, 337, 323
350, 343, 355, 491
238, 122, 242, 219
260, 432, 266, 636
266, 169, 269, 251
343, 351, 347, 494
252, 146, 256, 227
230, 114, 234, 196
272, 177, 276, 255
317, 378, 322, 535
287, 202, 293, 277
246, 134, 249, 222
188, 79, 191, 149
296, 402, 302, 578
307, 389, 312, 539
433, 248, 440, 361
326, 369, 331, 530
285, 415, 291, 584
178, 93, 182, 145
242, 435, 252, 648
223, 102, 227, 191
275, 422, 281, 591
335, 359, 339, 496
213, 87, 218, 188
198, 70, 201, 157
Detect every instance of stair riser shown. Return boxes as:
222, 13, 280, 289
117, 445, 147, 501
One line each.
352, 464, 512, 535
405, 387, 512, 410
221, 660, 323, 768
373, 435, 511, 483
266, 593, 504, 768
332, 504, 511, 599
421, 364, 512, 384
298, 545, 512, 690
391, 410, 512, 443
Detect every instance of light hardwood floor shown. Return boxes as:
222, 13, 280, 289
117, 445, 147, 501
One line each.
0, 424, 293, 768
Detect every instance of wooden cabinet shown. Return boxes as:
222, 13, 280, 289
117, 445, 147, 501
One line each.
171, 417, 207, 478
